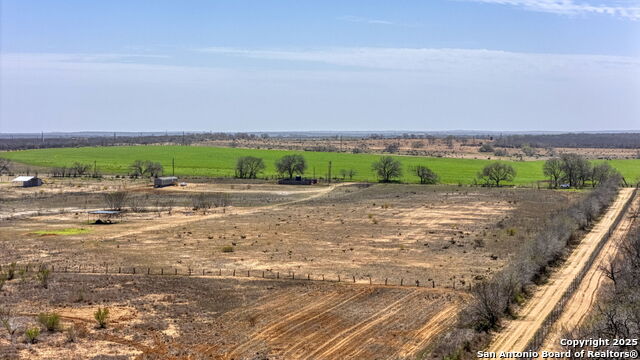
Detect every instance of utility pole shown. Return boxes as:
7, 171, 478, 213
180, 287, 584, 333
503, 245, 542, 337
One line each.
41, 131, 44, 143
172, 158, 175, 176
328, 161, 332, 184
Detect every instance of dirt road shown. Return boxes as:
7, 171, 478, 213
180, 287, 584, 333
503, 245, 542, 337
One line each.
487, 188, 635, 353
541, 192, 638, 350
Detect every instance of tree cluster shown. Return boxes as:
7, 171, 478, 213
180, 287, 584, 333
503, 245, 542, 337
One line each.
544, 154, 620, 188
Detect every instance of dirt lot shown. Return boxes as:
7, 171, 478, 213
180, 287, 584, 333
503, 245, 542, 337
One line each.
0, 178, 582, 359
0, 180, 578, 287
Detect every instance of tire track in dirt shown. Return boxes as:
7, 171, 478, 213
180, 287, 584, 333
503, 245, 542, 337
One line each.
296, 291, 420, 360
541, 194, 638, 351
487, 188, 635, 353
395, 303, 459, 358
224, 288, 369, 359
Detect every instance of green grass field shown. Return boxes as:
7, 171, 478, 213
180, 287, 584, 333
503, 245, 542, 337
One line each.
2, 146, 639, 185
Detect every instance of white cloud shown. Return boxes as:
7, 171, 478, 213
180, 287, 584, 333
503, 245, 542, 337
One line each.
461, 0, 640, 20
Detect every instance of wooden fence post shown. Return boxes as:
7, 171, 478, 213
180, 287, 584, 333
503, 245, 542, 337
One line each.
416, 280, 419, 287
400, 278, 403, 286
277, 271, 279, 279
385, 278, 388, 285
161, 268, 164, 275
175, 268, 177, 275
352, 275, 356, 283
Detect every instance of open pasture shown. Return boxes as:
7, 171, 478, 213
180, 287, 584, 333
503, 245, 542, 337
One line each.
3, 145, 639, 185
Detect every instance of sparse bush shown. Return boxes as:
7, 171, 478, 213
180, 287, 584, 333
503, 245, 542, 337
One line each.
479, 143, 494, 153
37, 312, 61, 332
494, 149, 508, 157
65, 323, 86, 343
94, 307, 109, 329
0, 307, 16, 339
103, 191, 128, 211
36, 267, 50, 289
221, 246, 234, 253
506, 228, 516, 236
384, 143, 400, 153
6, 263, 16, 281
24, 326, 40, 344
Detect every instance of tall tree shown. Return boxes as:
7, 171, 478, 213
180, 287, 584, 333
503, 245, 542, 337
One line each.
478, 162, 516, 187
560, 154, 591, 188
275, 155, 306, 179
543, 157, 563, 188
372, 156, 402, 183
413, 165, 439, 184
235, 156, 265, 179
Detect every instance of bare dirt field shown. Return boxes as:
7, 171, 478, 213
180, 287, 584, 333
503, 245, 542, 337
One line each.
0, 178, 583, 359
487, 188, 636, 353
0, 273, 466, 360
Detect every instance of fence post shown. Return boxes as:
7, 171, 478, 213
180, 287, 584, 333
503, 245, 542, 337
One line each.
262, 271, 265, 278
277, 272, 279, 279
307, 274, 310, 281
247, 270, 250, 277
219, 269, 222, 276
385, 278, 388, 286
400, 278, 403, 286
416, 280, 419, 287
202, 269, 205, 276
322, 274, 325, 281
338, 275, 341, 282
233, 269, 236, 276
133, 267, 136, 274
353, 275, 356, 283
292, 272, 295, 280
148, 268, 151, 275
369, 277, 372, 285
432, 280, 435, 288
175, 268, 177, 275
161, 268, 164, 275
119, 267, 121, 274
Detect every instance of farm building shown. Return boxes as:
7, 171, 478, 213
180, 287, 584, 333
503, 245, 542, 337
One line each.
11, 176, 43, 187
277, 176, 318, 185
154, 176, 178, 188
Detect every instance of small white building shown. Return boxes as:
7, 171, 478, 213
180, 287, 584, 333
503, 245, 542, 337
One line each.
11, 176, 43, 188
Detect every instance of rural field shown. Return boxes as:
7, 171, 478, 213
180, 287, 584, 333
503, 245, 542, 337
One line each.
2, 145, 640, 185
0, 173, 596, 359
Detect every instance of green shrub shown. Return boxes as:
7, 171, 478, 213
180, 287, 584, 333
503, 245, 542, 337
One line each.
94, 307, 109, 328
24, 326, 40, 344
221, 246, 234, 253
507, 228, 516, 236
37, 312, 60, 332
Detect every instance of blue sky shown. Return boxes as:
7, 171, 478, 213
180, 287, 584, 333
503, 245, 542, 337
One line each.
1, 0, 639, 132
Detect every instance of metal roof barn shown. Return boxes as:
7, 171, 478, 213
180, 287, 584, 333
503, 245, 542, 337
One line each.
11, 176, 43, 187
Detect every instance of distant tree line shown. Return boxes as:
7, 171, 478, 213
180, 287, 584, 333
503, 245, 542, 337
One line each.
494, 133, 640, 149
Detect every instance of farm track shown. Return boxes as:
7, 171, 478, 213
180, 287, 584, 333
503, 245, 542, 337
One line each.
541, 193, 639, 350
487, 188, 635, 353
224, 287, 463, 360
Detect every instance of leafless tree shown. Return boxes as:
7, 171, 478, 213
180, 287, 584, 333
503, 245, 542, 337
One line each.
103, 191, 128, 211
0, 158, 10, 175
543, 157, 563, 188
